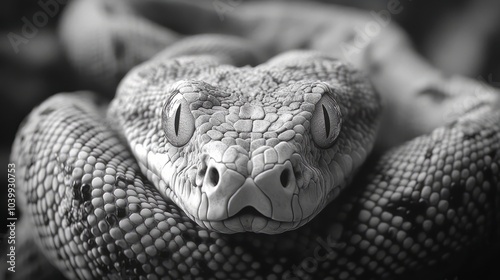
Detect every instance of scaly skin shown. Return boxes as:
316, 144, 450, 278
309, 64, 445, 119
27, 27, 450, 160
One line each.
5, 0, 500, 279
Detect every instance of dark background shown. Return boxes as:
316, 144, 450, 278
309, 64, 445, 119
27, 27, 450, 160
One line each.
1, 0, 499, 278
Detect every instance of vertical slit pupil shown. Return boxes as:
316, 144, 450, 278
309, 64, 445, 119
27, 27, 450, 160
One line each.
174, 104, 181, 136
322, 104, 330, 137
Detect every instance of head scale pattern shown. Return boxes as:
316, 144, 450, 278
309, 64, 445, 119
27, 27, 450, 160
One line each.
110, 52, 381, 234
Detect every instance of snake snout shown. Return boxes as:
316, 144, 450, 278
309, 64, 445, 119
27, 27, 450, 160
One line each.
196, 156, 302, 223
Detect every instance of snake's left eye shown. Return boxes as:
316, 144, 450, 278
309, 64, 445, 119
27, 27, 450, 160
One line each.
310, 94, 342, 148
162, 93, 195, 147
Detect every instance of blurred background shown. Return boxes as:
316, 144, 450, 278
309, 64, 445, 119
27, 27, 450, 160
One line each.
0, 0, 499, 277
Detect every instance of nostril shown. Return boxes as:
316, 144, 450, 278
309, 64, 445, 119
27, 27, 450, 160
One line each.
280, 169, 290, 188
208, 167, 220, 187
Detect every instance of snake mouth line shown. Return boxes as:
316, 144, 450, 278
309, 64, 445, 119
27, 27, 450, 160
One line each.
233, 206, 265, 217
220, 206, 270, 225
198, 208, 280, 221
209, 208, 292, 233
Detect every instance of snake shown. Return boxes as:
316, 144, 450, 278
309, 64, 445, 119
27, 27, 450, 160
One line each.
5, 0, 500, 279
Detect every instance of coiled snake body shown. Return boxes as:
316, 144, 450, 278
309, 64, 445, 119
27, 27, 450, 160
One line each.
6, 0, 500, 279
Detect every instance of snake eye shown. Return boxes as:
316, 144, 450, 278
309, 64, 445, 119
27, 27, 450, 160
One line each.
162, 93, 195, 147
310, 94, 342, 148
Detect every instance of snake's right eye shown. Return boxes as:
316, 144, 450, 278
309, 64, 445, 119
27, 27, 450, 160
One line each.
162, 93, 195, 147
310, 94, 342, 148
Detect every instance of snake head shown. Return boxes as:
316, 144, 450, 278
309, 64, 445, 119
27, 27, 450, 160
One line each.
111, 51, 381, 234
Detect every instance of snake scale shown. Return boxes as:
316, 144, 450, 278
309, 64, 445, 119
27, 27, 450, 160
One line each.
5, 0, 500, 279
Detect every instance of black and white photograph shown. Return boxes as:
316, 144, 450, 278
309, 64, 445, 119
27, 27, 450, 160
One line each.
1, 0, 499, 279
